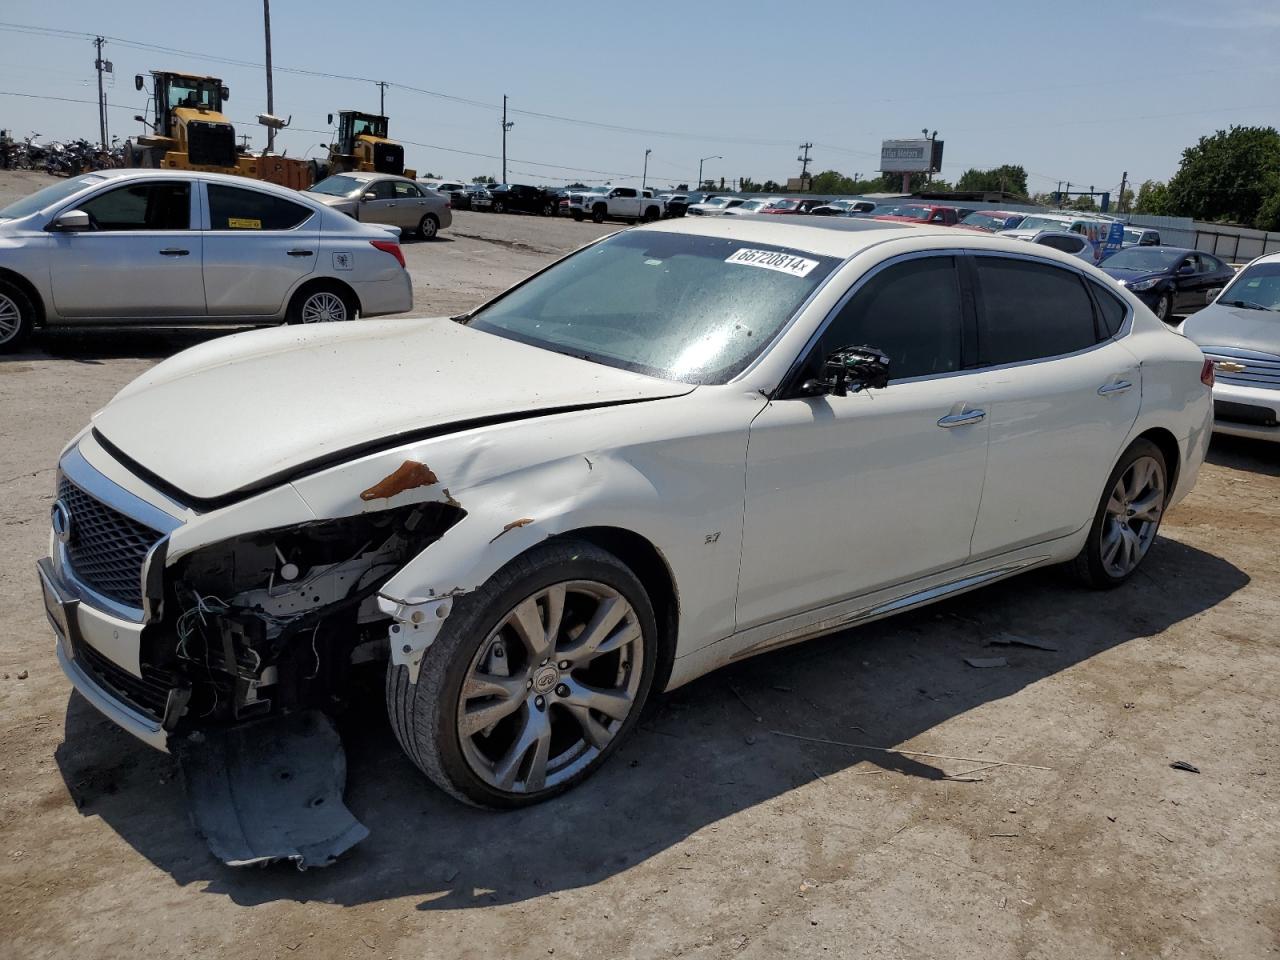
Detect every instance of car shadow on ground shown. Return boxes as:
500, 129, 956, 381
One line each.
9, 327, 251, 362
1206, 434, 1279, 476
54, 537, 1247, 909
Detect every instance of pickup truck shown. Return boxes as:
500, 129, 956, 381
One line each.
570, 186, 665, 223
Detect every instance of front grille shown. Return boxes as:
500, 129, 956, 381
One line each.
1207, 351, 1280, 388
187, 120, 236, 167
58, 476, 164, 608
372, 141, 405, 175
75, 638, 178, 722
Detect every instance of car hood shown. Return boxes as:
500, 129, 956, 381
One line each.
1102, 267, 1167, 284
93, 318, 695, 503
1180, 303, 1280, 356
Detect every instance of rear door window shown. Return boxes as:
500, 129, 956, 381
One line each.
1089, 280, 1128, 338
207, 184, 312, 230
974, 257, 1098, 365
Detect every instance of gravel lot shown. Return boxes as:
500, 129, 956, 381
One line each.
0, 171, 1277, 960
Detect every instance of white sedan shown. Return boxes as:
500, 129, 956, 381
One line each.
39, 217, 1211, 858
0, 169, 413, 350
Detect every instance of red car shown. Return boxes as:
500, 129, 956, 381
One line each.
955, 209, 1027, 233
759, 197, 828, 215
871, 203, 959, 226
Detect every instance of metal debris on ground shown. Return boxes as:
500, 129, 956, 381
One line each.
964, 656, 1009, 669
1170, 760, 1201, 774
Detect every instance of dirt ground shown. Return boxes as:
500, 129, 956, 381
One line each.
0, 171, 1277, 960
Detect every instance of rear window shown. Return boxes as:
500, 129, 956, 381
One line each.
1089, 281, 1128, 337
975, 257, 1099, 365
208, 185, 313, 230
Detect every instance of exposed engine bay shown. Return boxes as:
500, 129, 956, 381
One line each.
154, 501, 464, 735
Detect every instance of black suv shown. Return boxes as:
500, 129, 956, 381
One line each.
487, 183, 556, 216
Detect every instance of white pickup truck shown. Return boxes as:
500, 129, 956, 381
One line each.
570, 186, 666, 223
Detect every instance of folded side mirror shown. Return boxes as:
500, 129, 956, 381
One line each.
801, 345, 891, 397
50, 210, 91, 232
327, 113, 334, 125
134, 74, 144, 91
220, 86, 230, 101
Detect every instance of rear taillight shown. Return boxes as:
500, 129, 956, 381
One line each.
370, 239, 405, 268
444, 200, 452, 209
1200, 357, 1215, 387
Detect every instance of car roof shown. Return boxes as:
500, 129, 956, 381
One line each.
78, 167, 323, 202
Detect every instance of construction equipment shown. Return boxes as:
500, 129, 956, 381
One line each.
316, 111, 416, 182
125, 71, 310, 189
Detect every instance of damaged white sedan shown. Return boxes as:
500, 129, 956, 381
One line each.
39, 216, 1213, 864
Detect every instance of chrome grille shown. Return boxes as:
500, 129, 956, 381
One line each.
1206, 351, 1280, 389
57, 475, 163, 608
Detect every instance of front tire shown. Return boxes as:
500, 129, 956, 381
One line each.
386, 540, 658, 808
493, 200, 506, 214
418, 213, 439, 240
1153, 291, 1172, 323
592, 205, 606, 224
572, 211, 583, 222
1070, 439, 1168, 588
0, 279, 35, 352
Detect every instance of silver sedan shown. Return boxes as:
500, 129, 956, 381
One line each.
0, 169, 413, 351
305, 172, 453, 240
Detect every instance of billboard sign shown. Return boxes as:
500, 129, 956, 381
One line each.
879, 138, 943, 173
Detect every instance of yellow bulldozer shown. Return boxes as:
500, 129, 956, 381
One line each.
314, 110, 416, 181
124, 70, 311, 189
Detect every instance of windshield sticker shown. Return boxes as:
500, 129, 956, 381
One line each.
725, 248, 819, 277
227, 217, 262, 229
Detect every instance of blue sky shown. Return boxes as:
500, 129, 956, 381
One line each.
2, 0, 1278, 194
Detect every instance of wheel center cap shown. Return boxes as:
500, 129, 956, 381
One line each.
532, 665, 559, 694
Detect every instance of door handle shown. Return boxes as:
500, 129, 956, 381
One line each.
937, 409, 985, 427
287, 249, 314, 257
1097, 381, 1133, 396
158, 248, 189, 256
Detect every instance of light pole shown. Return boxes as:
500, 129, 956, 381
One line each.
642, 148, 651, 193
698, 155, 721, 192
501, 95, 514, 184
921, 128, 937, 186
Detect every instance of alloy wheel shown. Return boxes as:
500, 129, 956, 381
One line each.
1155, 294, 1170, 321
1100, 455, 1165, 578
300, 291, 348, 323
0, 293, 21, 344
457, 580, 645, 795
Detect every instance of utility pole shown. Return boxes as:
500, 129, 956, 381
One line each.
1118, 170, 1129, 213
377, 81, 388, 117
500, 95, 514, 184
262, 0, 275, 152
797, 142, 813, 185
642, 148, 651, 193
93, 36, 108, 150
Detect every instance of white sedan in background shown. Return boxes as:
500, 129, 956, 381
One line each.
723, 198, 780, 216
0, 169, 412, 350
39, 216, 1210, 865
686, 196, 747, 216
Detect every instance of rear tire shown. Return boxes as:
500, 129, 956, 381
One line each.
285, 282, 357, 325
643, 206, 660, 222
0, 279, 35, 353
386, 539, 658, 808
1070, 438, 1169, 589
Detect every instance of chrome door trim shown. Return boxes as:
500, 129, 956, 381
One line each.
729, 556, 1049, 661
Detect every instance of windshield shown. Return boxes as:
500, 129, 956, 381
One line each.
1218, 261, 1280, 311
0, 174, 105, 220
307, 174, 366, 197
468, 231, 839, 383
1103, 248, 1183, 271
961, 212, 1011, 231
740, 200, 769, 211
770, 200, 801, 211
877, 205, 930, 219
166, 76, 221, 111
351, 116, 387, 137
701, 198, 730, 208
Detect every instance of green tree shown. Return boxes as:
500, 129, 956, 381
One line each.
1114, 186, 1135, 213
472, 175, 496, 185
1258, 187, 1280, 232
1165, 125, 1280, 226
1069, 194, 1099, 212
955, 164, 1029, 197
1133, 179, 1170, 215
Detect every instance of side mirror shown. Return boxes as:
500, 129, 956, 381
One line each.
327, 113, 334, 125
133, 114, 145, 123
134, 74, 144, 91
801, 345, 891, 398
220, 86, 230, 101
362, 192, 377, 202
51, 210, 91, 232
1178, 263, 1195, 275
